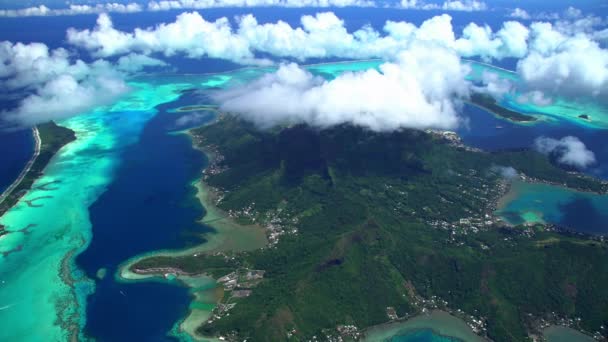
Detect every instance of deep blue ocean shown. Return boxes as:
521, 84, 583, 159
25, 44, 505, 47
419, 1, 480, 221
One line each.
0, 128, 33, 194
77, 92, 214, 341
1, 5, 608, 341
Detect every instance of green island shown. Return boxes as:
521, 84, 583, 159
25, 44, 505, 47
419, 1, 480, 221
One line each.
469, 93, 537, 123
175, 105, 220, 112
578, 114, 591, 121
129, 115, 607, 341
0, 122, 76, 235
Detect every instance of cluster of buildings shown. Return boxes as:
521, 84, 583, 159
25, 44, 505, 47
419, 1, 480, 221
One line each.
425, 130, 483, 153
528, 312, 605, 341
200, 144, 228, 179
217, 268, 265, 294
208, 269, 266, 324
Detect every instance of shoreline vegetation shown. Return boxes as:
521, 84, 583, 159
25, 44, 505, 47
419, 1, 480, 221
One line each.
469, 93, 538, 123
361, 310, 486, 342
118, 129, 267, 340
175, 105, 220, 113
126, 115, 608, 342
0, 122, 76, 235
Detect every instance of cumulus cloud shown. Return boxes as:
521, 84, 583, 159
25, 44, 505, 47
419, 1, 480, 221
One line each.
116, 53, 168, 72
68, 12, 534, 64
518, 34, 608, 100
67, 12, 265, 64
440, 0, 486, 11
147, 0, 375, 11
0, 42, 165, 127
175, 112, 213, 127
474, 71, 513, 98
516, 90, 552, 106
214, 44, 470, 131
534, 136, 596, 168
492, 166, 518, 179
455, 21, 529, 60
508, 8, 530, 20
3, 74, 129, 127
0, 0, 376, 17
0, 3, 142, 17
1, 0, 489, 17
400, 0, 487, 11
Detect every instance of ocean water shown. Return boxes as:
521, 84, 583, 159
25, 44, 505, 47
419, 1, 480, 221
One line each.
0, 128, 33, 194
77, 91, 213, 341
496, 181, 608, 235
461, 64, 608, 236
390, 329, 459, 342
543, 325, 596, 342
0, 81, 187, 341
0, 8, 607, 338
0, 58, 607, 341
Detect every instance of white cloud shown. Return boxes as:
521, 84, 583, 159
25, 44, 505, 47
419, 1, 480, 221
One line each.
148, 0, 375, 11
3, 74, 129, 127
214, 44, 470, 131
400, 0, 487, 11
1, 0, 489, 17
518, 35, 608, 100
175, 112, 212, 127
0, 42, 165, 127
493, 166, 518, 179
0, 42, 89, 90
116, 53, 168, 72
508, 8, 530, 20
534, 136, 596, 168
68, 12, 534, 64
474, 71, 513, 98
455, 21, 529, 60
441, 0, 486, 11
0, 3, 142, 17
67, 12, 264, 64
516, 90, 552, 106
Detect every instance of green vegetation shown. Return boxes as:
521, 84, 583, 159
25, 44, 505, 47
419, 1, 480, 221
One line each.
0, 122, 76, 219
132, 254, 240, 279
177, 105, 219, 112
470, 93, 537, 122
579, 114, 591, 121
135, 116, 608, 341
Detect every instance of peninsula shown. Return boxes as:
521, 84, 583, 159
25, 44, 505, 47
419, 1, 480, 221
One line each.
470, 93, 537, 123
131, 115, 608, 342
0, 122, 75, 221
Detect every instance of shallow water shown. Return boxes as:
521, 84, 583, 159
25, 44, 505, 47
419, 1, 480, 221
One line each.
0, 59, 607, 341
0, 81, 187, 341
362, 311, 484, 342
543, 325, 595, 342
496, 181, 608, 235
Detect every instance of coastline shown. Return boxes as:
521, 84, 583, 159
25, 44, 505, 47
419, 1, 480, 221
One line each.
117, 128, 267, 341
0, 127, 40, 210
496, 180, 518, 211
465, 100, 539, 125
1, 123, 76, 239
361, 310, 487, 342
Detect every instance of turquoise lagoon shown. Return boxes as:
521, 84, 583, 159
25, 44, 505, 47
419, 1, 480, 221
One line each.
362, 311, 484, 342
467, 61, 608, 129
543, 325, 596, 342
0, 82, 189, 341
0, 59, 607, 340
497, 180, 608, 235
